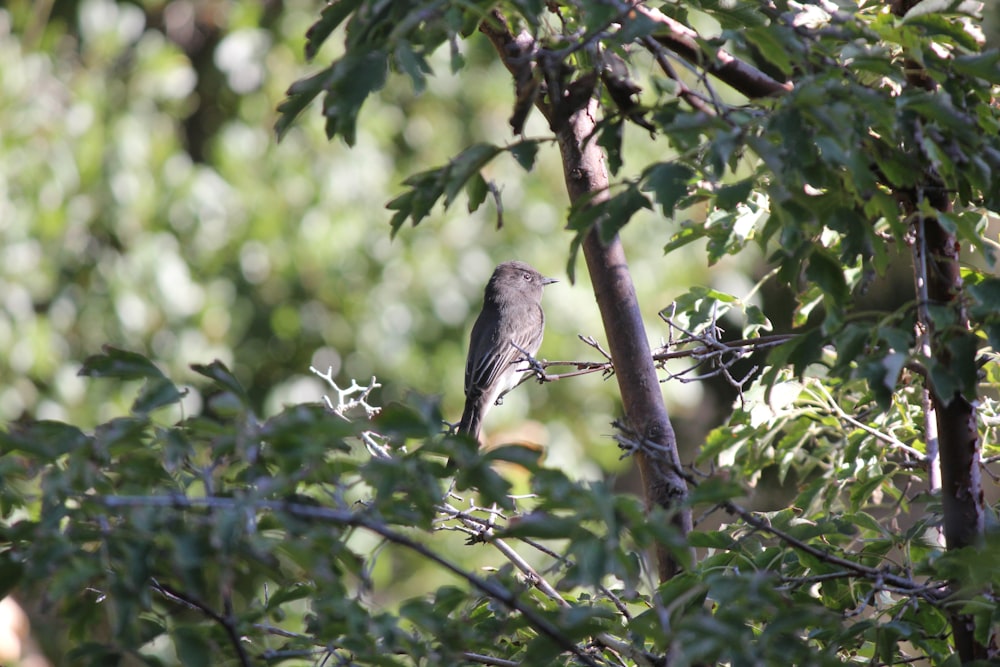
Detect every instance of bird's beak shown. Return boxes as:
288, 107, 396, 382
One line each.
542, 277, 559, 286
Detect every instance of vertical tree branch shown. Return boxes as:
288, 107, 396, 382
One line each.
919, 209, 984, 550
912, 218, 943, 498
891, 0, 987, 655
915, 206, 986, 661
556, 101, 693, 580
479, 11, 693, 581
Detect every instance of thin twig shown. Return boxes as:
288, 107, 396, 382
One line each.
809, 383, 926, 460
439, 503, 655, 666
152, 579, 252, 667
310, 368, 382, 420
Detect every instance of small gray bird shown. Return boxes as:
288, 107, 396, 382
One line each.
458, 260, 557, 442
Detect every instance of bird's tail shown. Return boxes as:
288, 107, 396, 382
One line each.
457, 401, 483, 443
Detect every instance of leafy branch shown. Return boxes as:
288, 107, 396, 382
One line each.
612, 423, 943, 602
99, 493, 607, 667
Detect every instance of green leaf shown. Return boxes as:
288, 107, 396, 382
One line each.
174, 626, 211, 667
715, 178, 754, 210
951, 50, 1000, 84
663, 223, 707, 254
393, 42, 430, 94
305, 0, 363, 61
968, 276, 1000, 314
849, 474, 888, 512
696, 0, 769, 29
503, 512, 585, 540
131, 377, 184, 415
0, 555, 24, 600
79, 346, 165, 380
873, 150, 918, 188
322, 49, 389, 146
443, 143, 502, 208
900, 0, 982, 20
598, 187, 652, 244
688, 530, 735, 549
455, 460, 514, 510
687, 477, 745, 505
275, 70, 329, 141
191, 360, 250, 407
265, 583, 316, 612
388, 168, 446, 235
95, 416, 150, 451
597, 120, 624, 176
617, 10, 662, 42
805, 247, 849, 304
743, 27, 794, 77
0, 420, 90, 459
483, 444, 541, 468
466, 172, 488, 213
374, 401, 440, 441
902, 12, 983, 51
66, 644, 123, 667
643, 162, 694, 215
509, 141, 539, 171
261, 403, 355, 467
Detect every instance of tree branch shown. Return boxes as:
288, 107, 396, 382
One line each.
102, 494, 604, 667
888, 0, 987, 657
152, 579, 252, 667
612, 424, 944, 603
444, 504, 658, 667
480, 9, 694, 581
626, 2, 793, 99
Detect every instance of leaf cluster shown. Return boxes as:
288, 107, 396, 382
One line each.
4, 348, 999, 665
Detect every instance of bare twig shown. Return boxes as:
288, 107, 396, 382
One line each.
655, 308, 794, 399
310, 368, 382, 420
462, 652, 520, 667
911, 215, 943, 494
640, 34, 721, 116
506, 330, 794, 394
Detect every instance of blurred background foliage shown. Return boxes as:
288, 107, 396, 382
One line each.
3, 1, 1000, 664
0, 0, 765, 478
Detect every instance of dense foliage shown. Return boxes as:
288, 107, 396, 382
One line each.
3, 0, 1000, 666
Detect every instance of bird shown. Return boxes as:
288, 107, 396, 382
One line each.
457, 260, 557, 442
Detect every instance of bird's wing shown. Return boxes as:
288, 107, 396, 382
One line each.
465, 334, 524, 398
465, 312, 544, 399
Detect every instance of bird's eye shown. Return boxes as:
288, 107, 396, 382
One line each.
523, 272, 532, 281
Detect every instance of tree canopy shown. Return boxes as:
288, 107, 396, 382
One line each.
2, 0, 1000, 665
